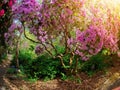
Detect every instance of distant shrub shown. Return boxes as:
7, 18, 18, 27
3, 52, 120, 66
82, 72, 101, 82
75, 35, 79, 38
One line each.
11, 49, 36, 67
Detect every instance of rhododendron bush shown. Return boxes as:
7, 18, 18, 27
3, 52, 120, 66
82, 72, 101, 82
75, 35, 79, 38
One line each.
0, 0, 15, 58
5, 0, 120, 73
0, 0, 14, 46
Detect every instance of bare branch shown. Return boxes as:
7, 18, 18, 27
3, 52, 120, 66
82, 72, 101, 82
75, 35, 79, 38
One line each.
22, 23, 53, 57
23, 23, 40, 43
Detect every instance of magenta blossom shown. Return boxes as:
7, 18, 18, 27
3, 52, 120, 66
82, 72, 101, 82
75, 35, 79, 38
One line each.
0, 9, 5, 17
8, 0, 13, 7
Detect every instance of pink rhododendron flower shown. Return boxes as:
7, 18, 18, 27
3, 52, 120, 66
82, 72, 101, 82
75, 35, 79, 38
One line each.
0, 9, 5, 17
8, 0, 13, 7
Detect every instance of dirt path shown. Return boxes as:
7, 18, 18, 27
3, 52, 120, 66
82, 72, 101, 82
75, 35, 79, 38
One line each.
0, 55, 12, 90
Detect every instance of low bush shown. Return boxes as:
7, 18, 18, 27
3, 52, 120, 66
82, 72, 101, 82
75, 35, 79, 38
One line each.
28, 55, 62, 81
80, 53, 110, 76
11, 49, 63, 81
11, 49, 36, 67
10, 48, 111, 81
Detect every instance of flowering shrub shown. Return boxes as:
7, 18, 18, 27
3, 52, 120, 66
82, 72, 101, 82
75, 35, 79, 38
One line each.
0, 0, 15, 58
5, 0, 41, 45
0, 9, 4, 17
6, 0, 120, 73
73, 0, 120, 60
75, 25, 104, 60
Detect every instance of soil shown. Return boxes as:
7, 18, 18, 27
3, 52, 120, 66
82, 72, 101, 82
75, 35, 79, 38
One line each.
0, 54, 120, 90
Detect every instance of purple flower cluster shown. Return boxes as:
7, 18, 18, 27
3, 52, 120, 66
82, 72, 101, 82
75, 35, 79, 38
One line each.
75, 24, 118, 61
104, 33, 118, 53
7, 0, 50, 54
37, 27, 48, 43
5, 20, 23, 45
12, 0, 41, 21
35, 45, 44, 55
75, 25, 103, 60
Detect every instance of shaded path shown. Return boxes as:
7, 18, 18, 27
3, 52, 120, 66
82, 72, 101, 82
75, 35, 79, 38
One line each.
0, 55, 12, 90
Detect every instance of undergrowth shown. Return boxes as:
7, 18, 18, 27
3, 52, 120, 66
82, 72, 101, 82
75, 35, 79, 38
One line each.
9, 48, 111, 82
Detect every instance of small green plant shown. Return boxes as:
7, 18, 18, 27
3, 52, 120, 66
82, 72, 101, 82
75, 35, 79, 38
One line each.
61, 72, 68, 80
10, 49, 37, 79
0, 53, 7, 63
69, 76, 81, 83
29, 54, 62, 81
7, 68, 16, 74
23, 77, 38, 83
61, 74, 81, 83
80, 53, 110, 76
11, 49, 36, 67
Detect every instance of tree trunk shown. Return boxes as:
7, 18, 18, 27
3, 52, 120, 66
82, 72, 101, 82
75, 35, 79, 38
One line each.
15, 40, 19, 69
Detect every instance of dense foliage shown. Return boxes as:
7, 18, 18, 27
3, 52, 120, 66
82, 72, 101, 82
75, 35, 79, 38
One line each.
10, 48, 109, 81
